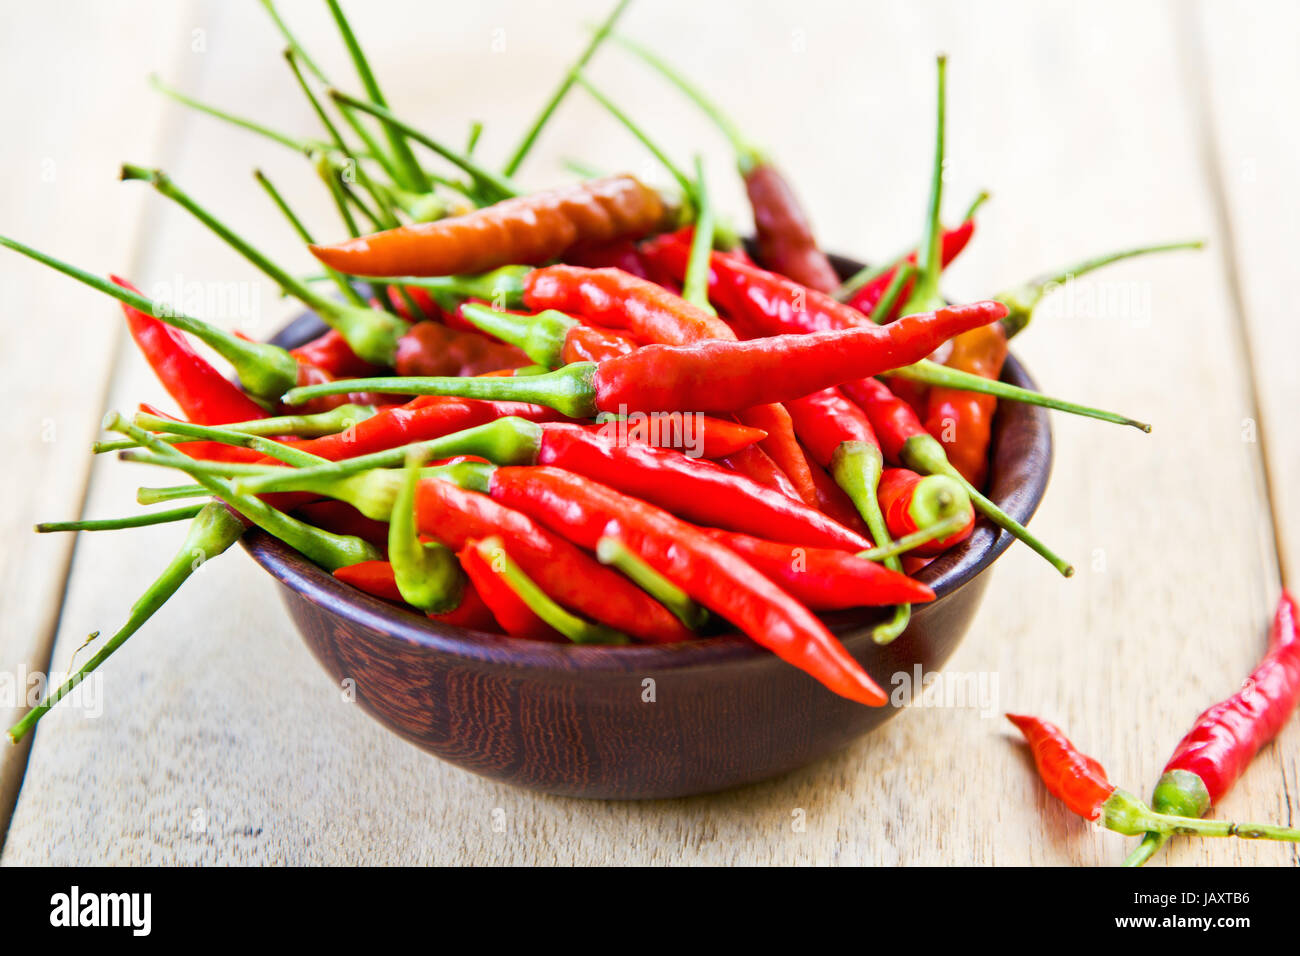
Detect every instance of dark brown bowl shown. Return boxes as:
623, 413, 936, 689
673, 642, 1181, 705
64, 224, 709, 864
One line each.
243, 256, 1052, 799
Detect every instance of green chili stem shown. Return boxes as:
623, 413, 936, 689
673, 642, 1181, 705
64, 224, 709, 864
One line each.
834, 255, 902, 303
1103, 789, 1300, 842
108, 414, 378, 571
829, 441, 909, 643
121, 163, 405, 364
360, 266, 529, 309
889, 361, 1152, 431
281, 364, 600, 419
596, 535, 708, 629
0, 234, 298, 401
501, 0, 631, 177
36, 504, 205, 533
575, 74, 696, 202
856, 513, 968, 562
999, 239, 1205, 338
132, 413, 328, 467
963, 190, 991, 222
254, 168, 367, 308
389, 450, 464, 612
101, 404, 376, 454
7, 500, 246, 743
149, 74, 318, 153
477, 537, 629, 644
138, 484, 208, 505
681, 155, 716, 314
324, 0, 430, 193
460, 303, 572, 368
232, 417, 543, 496
259, 0, 329, 83
869, 263, 917, 324
465, 120, 484, 158
1122, 833, 1169, 868
610, 31, 763, 174
331, 90, 520, 201
902, 433, 1073, 577
119, 451, 274, 477
901, 55, 948, 315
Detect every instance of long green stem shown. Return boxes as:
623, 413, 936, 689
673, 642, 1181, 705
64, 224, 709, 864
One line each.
1122, 833, 1169, 868
149, 73, 320, 152
133, 413, 327, 467
231, 417, 544, 497
901, 433, 1073, 577
1103, 789, 1300, 843
389, 451, 463, 612
856, 513, 968, 562
36, 504, 205, 533
7, 501, 245, 743
834, 255, 902, 304
324, 0, 430, 193
459, 303, 573, 368
281, 364, 600, 419
331, 90, 519, 202
575, 74, 696, 201
889, 360, 1152, 431
0, 234, 297, 400
138, 484, 209, 505
596, 535, 708, 629
901, 55, 948, 314
99, 403, 376, 453
610, 31, 762, 173
868, 262, 916, 324
259, 0, 329, 83
475, 537, 629, 644
108, 414, 377, 570
829, 442, 909, 643
681, 155, 716, 314
120, 164, 405, 364
998, 239, 1205, 338
254, 169, 368, 308
501, 0, 632, 177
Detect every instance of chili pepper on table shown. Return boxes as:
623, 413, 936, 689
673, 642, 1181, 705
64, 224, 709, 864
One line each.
842, 376, 1073, 576
1006, 714, 1300, 846
613, 33, 840, 293
702, 530, 934, 611
1124, 591, 1300, 866
487, 465, 888, 705
284, 299, 1009, 416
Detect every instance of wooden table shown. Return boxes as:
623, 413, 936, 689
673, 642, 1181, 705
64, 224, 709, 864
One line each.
2, 0, 1295, 866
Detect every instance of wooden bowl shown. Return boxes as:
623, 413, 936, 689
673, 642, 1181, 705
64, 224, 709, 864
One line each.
243, 258, 1052, 799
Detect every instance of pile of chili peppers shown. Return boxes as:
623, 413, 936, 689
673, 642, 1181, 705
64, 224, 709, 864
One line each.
11, 3, 1271, 857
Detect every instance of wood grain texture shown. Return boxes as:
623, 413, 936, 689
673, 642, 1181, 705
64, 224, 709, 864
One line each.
2, 0, 1296, 865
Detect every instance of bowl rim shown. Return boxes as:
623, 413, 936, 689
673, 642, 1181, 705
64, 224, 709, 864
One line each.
242, 254, 1052, 674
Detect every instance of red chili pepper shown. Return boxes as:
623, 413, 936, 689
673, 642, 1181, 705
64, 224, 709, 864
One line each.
562, 237, 650, 277
736, 403, 820, 508
1009, 711, 1300, 847
310, 176, 676, 277
562, 323, 638, 363
295, 499, 390, 549
743, 163, 841, 293
533, 423, 868, 550
1006, 714, 1116, 821
1126, 591, 1300, 866
291, 328, 384, 379
457, 540, 562, 642
585, 415, 765, 459
487, 465, 887, 706
334, 558, 500, 632
412, 477, 690, 644
393, 320, 531, 377
111, 276, 267, 426
720, 444, 802, 502
845, 221, 976, 318
923, 323, 1009, 489
640, 231, 868, 335
703, 529, 934, 609
523, 264, 735, 345
456, 302, 638, 367
876, 467, 975, 556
